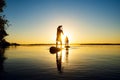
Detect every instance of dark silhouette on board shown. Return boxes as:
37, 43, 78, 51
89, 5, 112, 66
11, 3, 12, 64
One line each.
65, 36, 69, 46
65, 36, 70, 48
56, 25, 64, 47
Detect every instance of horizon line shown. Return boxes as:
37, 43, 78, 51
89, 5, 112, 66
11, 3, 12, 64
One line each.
10, 43, 120, 46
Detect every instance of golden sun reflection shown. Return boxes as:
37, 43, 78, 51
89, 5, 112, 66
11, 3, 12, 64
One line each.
62, 50, 66, 63
56, 48, 70, 73
62, 32, 72, 44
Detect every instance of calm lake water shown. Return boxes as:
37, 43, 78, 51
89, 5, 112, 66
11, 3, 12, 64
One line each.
0, 45, 120, 80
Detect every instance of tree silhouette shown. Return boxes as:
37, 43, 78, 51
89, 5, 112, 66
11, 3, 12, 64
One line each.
0, 0, 10, 47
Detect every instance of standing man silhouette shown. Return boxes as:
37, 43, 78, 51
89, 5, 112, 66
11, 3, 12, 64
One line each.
56, 25, 64, 47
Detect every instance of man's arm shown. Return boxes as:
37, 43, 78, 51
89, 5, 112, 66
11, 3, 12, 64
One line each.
61, 30, 64, 35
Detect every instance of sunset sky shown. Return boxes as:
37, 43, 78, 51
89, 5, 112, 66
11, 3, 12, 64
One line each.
4, 0, 120, 44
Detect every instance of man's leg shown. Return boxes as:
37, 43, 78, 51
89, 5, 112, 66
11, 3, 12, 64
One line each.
60, 41, 62, 45
56, 41, 58, 47
60, 41, 62, 48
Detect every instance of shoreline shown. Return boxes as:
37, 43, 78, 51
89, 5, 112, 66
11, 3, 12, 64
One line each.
10, 43, 120, 46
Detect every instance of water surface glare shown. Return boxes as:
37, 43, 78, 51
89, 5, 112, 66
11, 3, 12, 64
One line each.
0, 45, 120, 80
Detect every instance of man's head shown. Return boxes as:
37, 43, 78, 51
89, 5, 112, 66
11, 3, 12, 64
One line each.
58, 25, 62, 29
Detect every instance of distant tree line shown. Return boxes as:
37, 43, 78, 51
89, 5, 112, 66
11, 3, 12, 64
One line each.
0, 0, 10, 47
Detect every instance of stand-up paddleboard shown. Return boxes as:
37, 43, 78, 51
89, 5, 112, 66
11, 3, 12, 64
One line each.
49, 46, 62, 54
65, 46, 70, 48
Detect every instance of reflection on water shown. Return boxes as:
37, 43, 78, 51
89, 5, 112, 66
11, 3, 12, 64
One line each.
65, 48, 69, 63
56, 48, 69, 73
50, 46, 70, 73
0, 47, 7, 79
0, 45, 120, 80
56, 50, 62, 73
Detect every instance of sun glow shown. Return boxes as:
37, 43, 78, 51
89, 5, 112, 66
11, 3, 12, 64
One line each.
62, 32, 72, 44
49, 14, 77, 44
